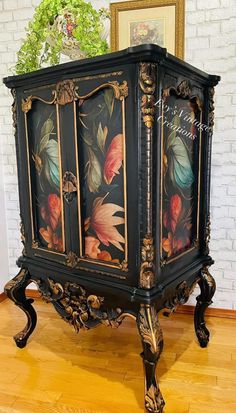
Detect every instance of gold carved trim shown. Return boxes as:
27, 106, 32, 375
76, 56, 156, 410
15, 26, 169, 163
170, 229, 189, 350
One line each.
110, 0, 185, 59
139, 62, 156, 128
55, 80, 78, 105
163, 279, 199, 316
139, 62, 157, 288
38, 278, 132, 332
140, 236, 155, 289
66, 250, 128, 277
138, 304, 163, 354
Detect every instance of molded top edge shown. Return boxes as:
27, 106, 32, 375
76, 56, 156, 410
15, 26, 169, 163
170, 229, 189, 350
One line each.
3, 44, 220, 88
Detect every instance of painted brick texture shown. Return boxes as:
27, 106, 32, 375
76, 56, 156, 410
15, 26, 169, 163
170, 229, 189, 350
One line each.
0, 0, 235, 309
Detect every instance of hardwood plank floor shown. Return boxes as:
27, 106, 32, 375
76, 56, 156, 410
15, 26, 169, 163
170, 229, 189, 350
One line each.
0, 298, 236, 413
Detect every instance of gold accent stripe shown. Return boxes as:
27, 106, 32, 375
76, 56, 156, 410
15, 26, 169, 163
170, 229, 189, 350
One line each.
56, 104, 66, 253
24, 113, 35, 243
73, 101, 83, 256
122, 96, 128, 264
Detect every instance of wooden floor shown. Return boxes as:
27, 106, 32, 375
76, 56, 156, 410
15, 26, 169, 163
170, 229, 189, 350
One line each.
0, 298, 236, 413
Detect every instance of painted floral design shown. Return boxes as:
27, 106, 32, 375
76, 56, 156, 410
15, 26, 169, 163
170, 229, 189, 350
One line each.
39, 193, 63, 252
79, 88, 125, 264
162, 97, 199, 259
104, 134, 123, 185
85, 195, 125, 251
29, 107, 64, 253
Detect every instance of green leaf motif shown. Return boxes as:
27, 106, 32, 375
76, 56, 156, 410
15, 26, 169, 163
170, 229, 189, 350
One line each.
38, 118, 54, 154
104, 88, 114, 117
85, 147, 102, 193
169, 136, 194, 189
97, 122, 108, 153
44, 139, 60, 189
167, 115, 180, 150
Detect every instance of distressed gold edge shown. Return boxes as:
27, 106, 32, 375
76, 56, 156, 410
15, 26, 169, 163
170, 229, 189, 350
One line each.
122, 97, 128, 264
24, 113, 35, 243
197, 111, 203, 240
33, 246, 67, 257
110, 0, 185, 59
56, 104, 66, 253
160, 97, 202, 266
76, 82, 122, 101
73, 101, 83, 256
23, 72, 124, 94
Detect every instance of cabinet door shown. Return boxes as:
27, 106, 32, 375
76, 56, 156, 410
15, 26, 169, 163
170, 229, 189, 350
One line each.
55, 69, 138, 283
20, 84, 70, 264
72, 79, 129, 270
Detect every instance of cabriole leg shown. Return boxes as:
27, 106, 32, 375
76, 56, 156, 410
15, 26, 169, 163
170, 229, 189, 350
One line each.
137, 304, 165, 413
4, 268, 37, 348
194, 266, 216, 348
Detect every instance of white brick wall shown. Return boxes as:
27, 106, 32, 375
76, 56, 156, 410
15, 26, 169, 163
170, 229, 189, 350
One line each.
0, 0, 236, 309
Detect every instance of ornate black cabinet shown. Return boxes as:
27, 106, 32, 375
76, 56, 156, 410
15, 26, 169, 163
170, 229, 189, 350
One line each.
3, 45, 220, 413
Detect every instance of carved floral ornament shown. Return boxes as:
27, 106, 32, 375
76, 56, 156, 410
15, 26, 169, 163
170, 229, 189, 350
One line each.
21, 79, 129, 112
37, 277, 131, 332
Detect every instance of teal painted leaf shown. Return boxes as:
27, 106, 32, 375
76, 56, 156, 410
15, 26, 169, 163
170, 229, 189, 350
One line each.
38, 118, 54, 154
169, 136, 194, 189
44, 139, 60, 189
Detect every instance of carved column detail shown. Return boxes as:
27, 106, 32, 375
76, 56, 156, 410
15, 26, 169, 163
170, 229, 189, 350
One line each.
139, 63, 157, 289
137, 304, 165, 413
203, 87, 215, 255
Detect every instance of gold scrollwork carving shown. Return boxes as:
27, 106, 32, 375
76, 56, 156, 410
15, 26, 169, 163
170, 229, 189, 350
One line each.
66, 251, 79, 268
22, 96, 33, 113
138, 304, 163, 355
139, 63, 156, 128
163, 279, 199, 316
145, 384, 164, 413
54, 80, 79, 105
140, 236, 155, 289
39, 278, 126, 333
163, 79, 192, 100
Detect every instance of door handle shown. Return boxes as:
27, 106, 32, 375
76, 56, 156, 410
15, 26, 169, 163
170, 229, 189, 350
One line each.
62, 171, 77, 203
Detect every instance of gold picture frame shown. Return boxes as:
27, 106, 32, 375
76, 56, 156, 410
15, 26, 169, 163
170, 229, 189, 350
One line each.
110, 0, 185, 59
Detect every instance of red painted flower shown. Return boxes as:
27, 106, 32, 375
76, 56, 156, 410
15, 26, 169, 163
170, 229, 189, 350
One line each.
163, 194, 182, 234
41, 194, 61, 231
104, 134, 123, 185
170, 194, 182, 233
39, 225, 63, 252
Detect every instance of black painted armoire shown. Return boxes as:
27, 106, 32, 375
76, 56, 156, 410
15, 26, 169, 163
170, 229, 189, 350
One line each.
3, 44, 220, 413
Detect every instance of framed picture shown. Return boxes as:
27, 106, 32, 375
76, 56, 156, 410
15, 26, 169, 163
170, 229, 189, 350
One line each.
110, 0, 185, 59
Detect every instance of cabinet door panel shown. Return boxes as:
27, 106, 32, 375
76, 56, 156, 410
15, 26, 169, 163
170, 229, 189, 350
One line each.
75, 83, 128, 271
160, 91, 202, 266
22, 88, 69, 263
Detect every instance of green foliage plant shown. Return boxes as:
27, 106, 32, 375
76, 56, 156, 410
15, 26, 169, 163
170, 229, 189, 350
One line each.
15, 0, 110, 75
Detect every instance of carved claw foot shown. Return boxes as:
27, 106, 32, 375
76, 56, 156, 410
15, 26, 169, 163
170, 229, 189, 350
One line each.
4, 268, 37, 348
137, 305, 165, 413
194, 266, 216, 348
